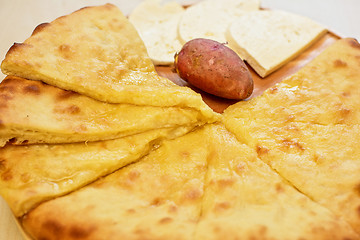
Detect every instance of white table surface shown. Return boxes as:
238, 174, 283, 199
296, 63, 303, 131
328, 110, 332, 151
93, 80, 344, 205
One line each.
0, 0, 359, 239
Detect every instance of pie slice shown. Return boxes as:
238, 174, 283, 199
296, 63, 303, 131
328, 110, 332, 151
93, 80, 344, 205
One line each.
194, 124, 358, 239
0, 4, 216, 116
224, 38, 360, 128
223, 38, 360, 233
22, 124, 212, 240
0, 125, 193, 217
0, 76, 218, 147
226, 10, 327, 77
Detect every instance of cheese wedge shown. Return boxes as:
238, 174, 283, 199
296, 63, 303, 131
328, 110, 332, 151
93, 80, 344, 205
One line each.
22, 124, 211, 240
129, 0, 184, 65
0, 4, 217, 119
0, 76, 217, 147
226, 10, 327, 77
0, 126, 193, 217
195, 124, 358, 239
223, 38, 360, 233
178, 0, 260, 44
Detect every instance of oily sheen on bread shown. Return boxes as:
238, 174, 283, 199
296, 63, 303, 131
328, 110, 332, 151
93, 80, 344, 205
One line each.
22, 125, 211, 240
0, 126, 193, 217
0, 76, 216, 147
21, 124, 358, 240
195, 124, 357, 240
0, 4, 216, 119
223, 38, 360, 233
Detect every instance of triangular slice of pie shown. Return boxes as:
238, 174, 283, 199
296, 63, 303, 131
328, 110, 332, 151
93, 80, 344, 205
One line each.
195, 124, 358, 239
224, 38, 360, 126
22, 124, 212, 240
223, 38, 360, 233
0, 76, 218, 147
0, 3, 216, 116
0, 126, 193, 217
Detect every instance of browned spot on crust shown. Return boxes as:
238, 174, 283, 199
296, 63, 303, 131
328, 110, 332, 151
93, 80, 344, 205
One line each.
31, 23, 50, 36
128, 170, 140, 181
0, 94, 13, 101
357, 206, 360, 218
268, 86, 278, 94
313, 154, 325, 165
42, 219, 64, 236
256, 145, 269, 155
168, 204, 178, 213
338, 107, 351, 120
181, 151, 190, 158
0, 119, 5, 128
0, 84, 15, 93
99, 141, 108, 150
259, 225, 268, 236
151, 198, 163, 206
217, 178, 235, 188
67, 105, 81, 114
54, 105, 81, 115
281, 139, 305, 151
103, 3, 115, 10
354, 183, 360, 196
184, 188, 202, 201
23, 84, 40, 95
58, 44, 73, 60
126, 208, 136, 214
0, 104, 8, 111
57, 90, 78, 100
214, 201, 231, 212
347, 38, 360, 49
342, 92, 351, 97
0, 158, 6, 171
333, 59, 347, 68
1, 170, 12, 181
158, 217, 173, 224
6, 43, 30, 55
275, 182, 284, 193
69, 225, 95, 239
21, 173, 31, 183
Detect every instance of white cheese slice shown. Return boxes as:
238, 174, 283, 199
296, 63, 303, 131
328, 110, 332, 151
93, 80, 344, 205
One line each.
226, 10, 327, 77
129, 0, 184, 65
178, 0, 260, 44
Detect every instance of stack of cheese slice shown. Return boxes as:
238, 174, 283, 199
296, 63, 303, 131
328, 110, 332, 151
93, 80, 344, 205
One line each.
129, 0, 326, 79
0, 3, 360, 240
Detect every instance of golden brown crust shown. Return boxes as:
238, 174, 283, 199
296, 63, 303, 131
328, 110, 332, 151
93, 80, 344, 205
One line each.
223, 38, 360, 235
0, 3, 359, 239
0, 76, 210, 146
22, 125, 211, 240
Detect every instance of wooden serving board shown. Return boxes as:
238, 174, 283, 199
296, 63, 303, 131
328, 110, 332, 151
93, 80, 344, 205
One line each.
156, 32, 339, 113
